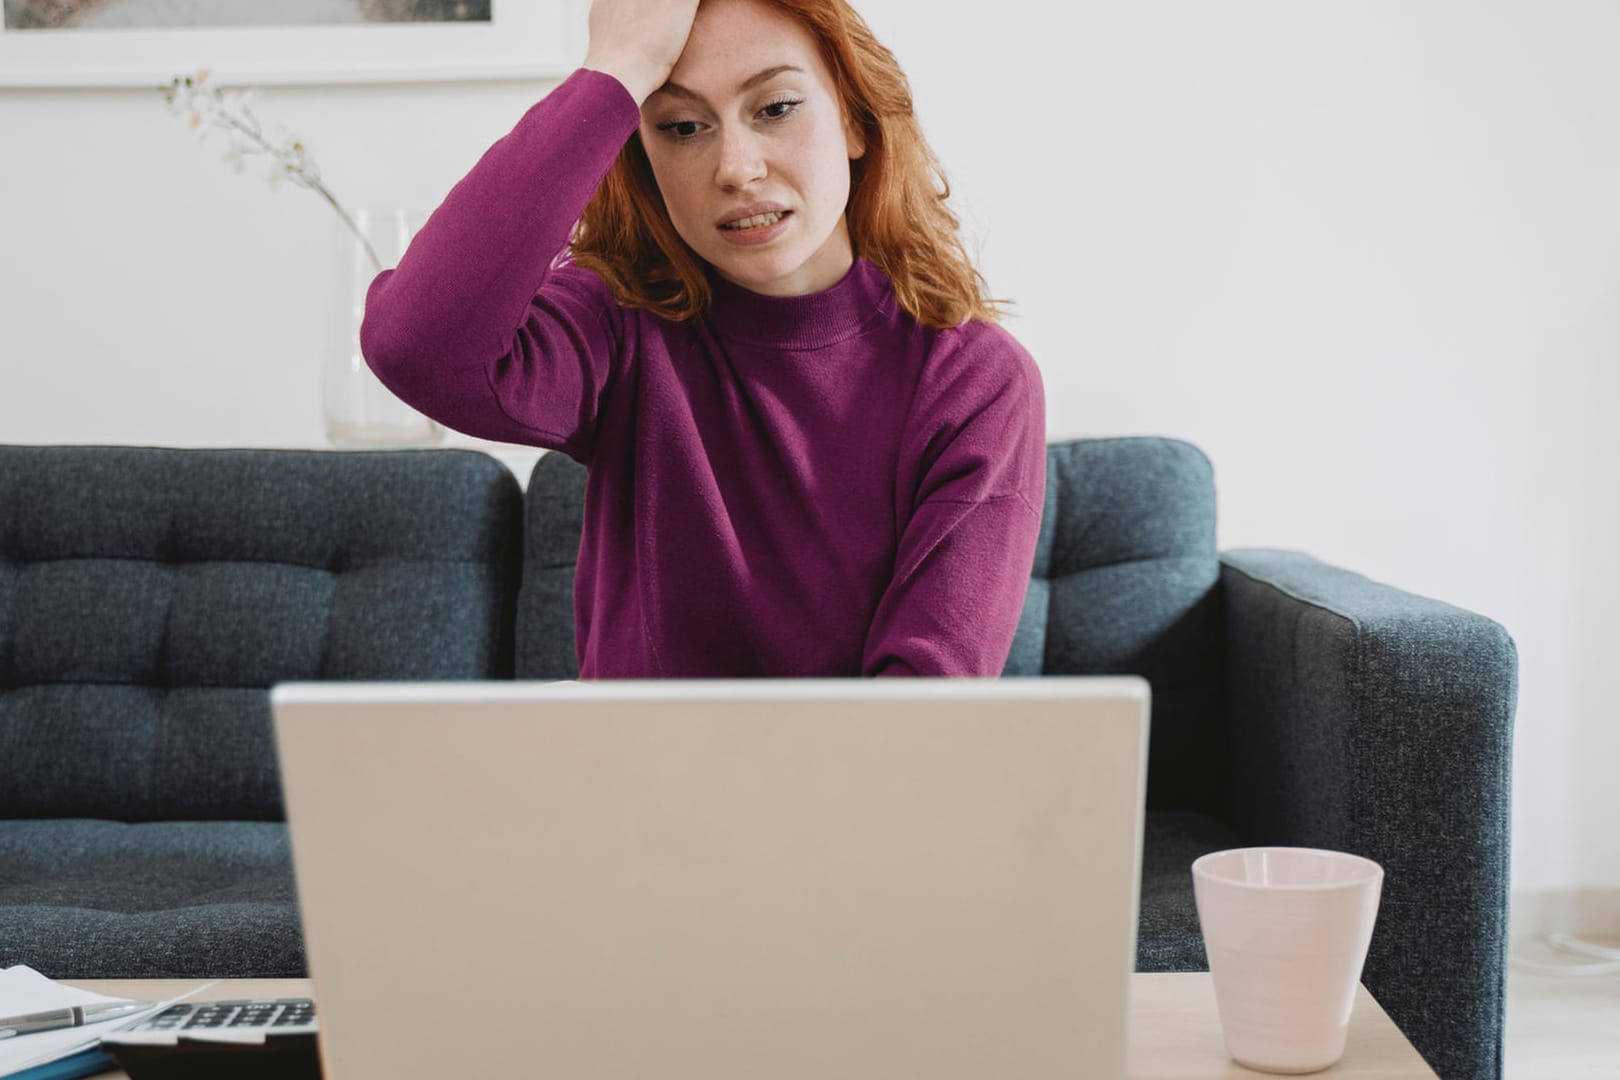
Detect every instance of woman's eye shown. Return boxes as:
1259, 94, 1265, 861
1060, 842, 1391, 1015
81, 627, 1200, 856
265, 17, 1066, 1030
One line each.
760, 99, 803, 121
656, 120, 703, 139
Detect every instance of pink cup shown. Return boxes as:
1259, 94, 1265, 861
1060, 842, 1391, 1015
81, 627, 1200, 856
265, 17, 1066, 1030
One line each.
1192, 847, 1384, 1074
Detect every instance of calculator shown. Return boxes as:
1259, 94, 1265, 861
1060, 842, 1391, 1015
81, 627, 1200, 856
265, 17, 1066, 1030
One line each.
100, 999, 321, 1080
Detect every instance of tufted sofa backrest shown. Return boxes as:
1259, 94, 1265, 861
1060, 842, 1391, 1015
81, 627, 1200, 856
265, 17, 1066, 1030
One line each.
0, 447, 522, 823
1008, 438, 1227, 814
518, 438, 1228, 814
515, 452, 586, 681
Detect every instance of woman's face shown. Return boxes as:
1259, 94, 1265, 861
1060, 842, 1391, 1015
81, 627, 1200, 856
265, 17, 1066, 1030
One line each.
639, 0, 865, 298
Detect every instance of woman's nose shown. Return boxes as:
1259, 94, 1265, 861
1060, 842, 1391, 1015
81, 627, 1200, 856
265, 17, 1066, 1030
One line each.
714, 126, 767, 190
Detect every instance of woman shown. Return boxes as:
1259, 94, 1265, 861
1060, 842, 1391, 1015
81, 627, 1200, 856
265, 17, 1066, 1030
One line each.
362, 0, 1046, 678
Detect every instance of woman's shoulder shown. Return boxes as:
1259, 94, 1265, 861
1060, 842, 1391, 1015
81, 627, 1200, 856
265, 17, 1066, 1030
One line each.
888, 313, 1044, 448
544, 254, 618, 307
943, 316, 1034, 360
544, 255, 700, 335
537, 255, 667, 343
913, 315, 1042, 396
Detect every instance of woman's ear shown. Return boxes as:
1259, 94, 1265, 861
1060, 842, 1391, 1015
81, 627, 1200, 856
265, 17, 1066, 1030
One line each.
845, 115, 867, 161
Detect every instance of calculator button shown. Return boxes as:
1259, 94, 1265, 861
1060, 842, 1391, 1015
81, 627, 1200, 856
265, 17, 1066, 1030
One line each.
273, 1005, 315, 1026
184, 1007, 241, 1028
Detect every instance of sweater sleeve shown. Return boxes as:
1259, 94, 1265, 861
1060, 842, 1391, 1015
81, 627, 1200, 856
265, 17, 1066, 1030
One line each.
861, 328, 1047, 677
359, 69, 642, 460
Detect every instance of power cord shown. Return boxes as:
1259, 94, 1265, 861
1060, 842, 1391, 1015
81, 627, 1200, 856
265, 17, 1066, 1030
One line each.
1512, 934, 1620, 977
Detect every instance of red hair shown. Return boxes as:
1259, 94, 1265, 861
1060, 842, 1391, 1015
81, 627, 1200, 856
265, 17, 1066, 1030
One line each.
569, 0, 1006, 328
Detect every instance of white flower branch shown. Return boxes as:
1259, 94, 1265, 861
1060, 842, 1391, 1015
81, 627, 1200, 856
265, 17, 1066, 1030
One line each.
163, 69, 383, 273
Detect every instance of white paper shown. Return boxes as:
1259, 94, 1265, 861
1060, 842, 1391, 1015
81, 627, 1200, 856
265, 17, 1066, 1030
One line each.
0, 965, 215, 1075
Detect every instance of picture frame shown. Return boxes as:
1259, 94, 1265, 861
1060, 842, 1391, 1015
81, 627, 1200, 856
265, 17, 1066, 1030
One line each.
0, 1, 586, 88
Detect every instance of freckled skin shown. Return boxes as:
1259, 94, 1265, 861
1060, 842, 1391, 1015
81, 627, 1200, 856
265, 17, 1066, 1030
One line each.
636, 0, 866, 297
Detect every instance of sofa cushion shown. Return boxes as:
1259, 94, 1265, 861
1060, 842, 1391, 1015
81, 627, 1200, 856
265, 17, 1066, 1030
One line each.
0, 447, 523, 821
1010, 438, 1228, 816
0, 819, 302, 978
516, 452, 587, 680
0, 811, 1234, 981
1136, 810, 1237, 972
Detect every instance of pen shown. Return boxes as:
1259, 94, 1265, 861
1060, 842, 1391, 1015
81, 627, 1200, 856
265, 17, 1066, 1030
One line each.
0, 1002, 149, 1039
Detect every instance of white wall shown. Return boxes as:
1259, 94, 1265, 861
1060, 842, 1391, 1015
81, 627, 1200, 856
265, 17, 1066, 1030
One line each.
2, 1, 1616, 892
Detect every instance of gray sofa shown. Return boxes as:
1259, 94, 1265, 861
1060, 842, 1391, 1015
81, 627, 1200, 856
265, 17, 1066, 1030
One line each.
0, 446, 521, 977
0, 440, 1516, 1080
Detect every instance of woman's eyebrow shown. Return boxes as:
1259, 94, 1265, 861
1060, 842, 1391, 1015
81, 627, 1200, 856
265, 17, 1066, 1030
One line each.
656, 64, 806, 104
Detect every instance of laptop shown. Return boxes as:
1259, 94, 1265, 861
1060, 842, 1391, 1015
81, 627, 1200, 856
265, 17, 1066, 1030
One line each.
269, 677, 1150, 1079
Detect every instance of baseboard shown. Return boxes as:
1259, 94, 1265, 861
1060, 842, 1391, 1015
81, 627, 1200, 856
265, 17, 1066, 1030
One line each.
1511, 887, 1620, 944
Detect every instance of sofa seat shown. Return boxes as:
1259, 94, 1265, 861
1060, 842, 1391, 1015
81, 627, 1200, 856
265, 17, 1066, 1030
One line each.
0, 819, 302, 978
1137, 811, 1237, 972
0, 814, 1235, 981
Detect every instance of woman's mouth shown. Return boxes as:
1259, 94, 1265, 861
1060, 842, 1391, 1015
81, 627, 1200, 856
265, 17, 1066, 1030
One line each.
721, 210, 789, 231
717, 210, 792, 246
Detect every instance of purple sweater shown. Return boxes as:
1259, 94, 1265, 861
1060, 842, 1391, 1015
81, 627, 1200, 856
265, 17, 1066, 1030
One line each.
361, 70, 1046, 678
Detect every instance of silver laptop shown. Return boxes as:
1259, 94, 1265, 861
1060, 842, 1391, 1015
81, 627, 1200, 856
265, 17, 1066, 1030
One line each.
270, 677, 1150, 1079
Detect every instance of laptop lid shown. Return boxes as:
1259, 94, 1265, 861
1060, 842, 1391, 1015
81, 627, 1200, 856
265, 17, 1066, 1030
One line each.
270, 677, 1149, 1080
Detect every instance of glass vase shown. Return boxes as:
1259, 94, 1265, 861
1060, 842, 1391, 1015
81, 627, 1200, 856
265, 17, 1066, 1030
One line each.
324, 208, 444, 448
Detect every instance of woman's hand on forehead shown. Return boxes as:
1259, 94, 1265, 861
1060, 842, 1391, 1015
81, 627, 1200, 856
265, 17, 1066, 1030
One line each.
582, 0, 702, 105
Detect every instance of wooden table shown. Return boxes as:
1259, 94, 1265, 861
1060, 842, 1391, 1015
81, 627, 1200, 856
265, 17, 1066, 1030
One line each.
66, 972, 1437, 1079
1125, 974, 1437, 1078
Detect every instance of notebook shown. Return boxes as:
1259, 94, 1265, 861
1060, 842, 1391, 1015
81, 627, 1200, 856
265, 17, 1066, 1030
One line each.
270, 677, 1150, 1079
0, 967, 205, 1080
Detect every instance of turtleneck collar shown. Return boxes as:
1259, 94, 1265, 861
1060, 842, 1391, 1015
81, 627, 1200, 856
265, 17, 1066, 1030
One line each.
701, 257, 894, 351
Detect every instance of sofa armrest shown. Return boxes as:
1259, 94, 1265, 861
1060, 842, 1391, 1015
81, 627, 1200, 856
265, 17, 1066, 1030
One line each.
1219, 548, 1516, 1080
